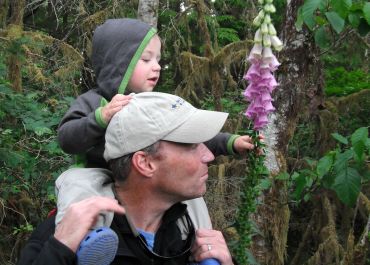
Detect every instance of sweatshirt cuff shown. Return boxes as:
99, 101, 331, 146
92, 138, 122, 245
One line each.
227, 134, 240, 155
47, 235, 77, 262
95, 107, 108, 128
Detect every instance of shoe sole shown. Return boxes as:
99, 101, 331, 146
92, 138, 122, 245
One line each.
77, 227, 118, 265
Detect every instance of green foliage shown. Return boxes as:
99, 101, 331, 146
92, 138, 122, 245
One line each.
324, 67, 370, 96
216, 27, 241, 45
285, 127, 369, 206
297, 0, 370, 48
215, 15, 245, 46
0, 40, 71, 237
0, 80, 70, 200
201, 90, 245, 115
233, 130, 269, 264
13, 223, 34, 235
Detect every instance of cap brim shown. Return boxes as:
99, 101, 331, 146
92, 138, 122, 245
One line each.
162, 109, 228, 143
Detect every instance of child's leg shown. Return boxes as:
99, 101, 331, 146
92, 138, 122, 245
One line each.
55, 168, 118, 265
184, 197, 212, 229
184, 198, 221, 265
177, 197, 212, 239
55, 168, 115, 227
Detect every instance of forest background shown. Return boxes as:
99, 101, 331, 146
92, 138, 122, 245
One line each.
0, 0, 369, 265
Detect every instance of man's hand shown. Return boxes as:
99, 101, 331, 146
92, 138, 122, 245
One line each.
101, 94, 132, 124
191, 229, 234, 265
54, 197, 125, 252
233, 134, 264, 155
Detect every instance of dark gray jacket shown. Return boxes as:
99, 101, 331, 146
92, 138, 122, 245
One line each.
57, 19, 238, 168
17, 203, 194, 265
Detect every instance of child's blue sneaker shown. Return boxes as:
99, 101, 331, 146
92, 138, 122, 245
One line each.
77, 227, 118, 265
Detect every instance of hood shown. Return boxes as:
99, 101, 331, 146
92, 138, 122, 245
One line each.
91, 18, 157, 100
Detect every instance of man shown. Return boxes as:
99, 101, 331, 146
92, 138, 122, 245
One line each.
17, 92, 235, 265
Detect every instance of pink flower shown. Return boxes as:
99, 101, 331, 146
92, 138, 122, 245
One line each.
243, 49, 279, 130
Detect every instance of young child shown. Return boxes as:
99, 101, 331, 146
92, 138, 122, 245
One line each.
56, 18, 257, 265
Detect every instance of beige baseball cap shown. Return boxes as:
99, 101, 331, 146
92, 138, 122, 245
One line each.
104, 92, 228, 161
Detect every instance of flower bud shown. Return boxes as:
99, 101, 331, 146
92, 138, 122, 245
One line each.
261, 23, 268, 34
254, 29, 263, 43
258, 0, 264, 4
268, 23, 276, 36
262, 46, 274, 60
258, 9, 265, 19
249, 43, 263, 60
266, 0, 273, 3
266, 4, 276, 13
264, 14, 271, 24
263, 34, 271, 47
271, 35, 283, 51
253, 15, 262, 27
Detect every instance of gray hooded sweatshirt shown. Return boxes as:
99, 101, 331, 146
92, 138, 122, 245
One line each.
57, 18, 238, 168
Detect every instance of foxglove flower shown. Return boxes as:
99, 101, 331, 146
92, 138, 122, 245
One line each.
243, 0, 282, 130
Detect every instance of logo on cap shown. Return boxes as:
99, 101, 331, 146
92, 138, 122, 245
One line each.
171, 98, 185, 110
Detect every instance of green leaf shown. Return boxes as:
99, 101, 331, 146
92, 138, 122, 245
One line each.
330, 0, 352, 18
348, 12, 361, 27
363, 2, 370, 25
304, 157, 316, 168
314, 26, 331, 48
0, 148, 24, 167
325, 11, 345, 33
331, 132, 348, 144
350, 127, 368, 161
293, 174, 307, 199
363, 170, 370, 181
302, 0, 323, 29
303, 193, 312, 202
358, 18, 370, 36
34, 127, 53, 136
317, 154, 334, 178
322, 172, 336, 188
246, 248, 260, 265
295, 7, 304, 30
332, 167, 361, 206
258, 178, 272, 190
333, 149, 354, 173
276, 172, 290, 180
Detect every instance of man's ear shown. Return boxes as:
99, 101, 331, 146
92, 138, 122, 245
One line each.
131, 151, 156, 177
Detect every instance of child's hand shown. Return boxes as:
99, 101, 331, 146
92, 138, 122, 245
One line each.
101, 94, 132, 124
233, 134, 264, 155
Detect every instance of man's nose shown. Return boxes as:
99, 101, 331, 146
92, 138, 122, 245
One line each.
199, 143, 215, 163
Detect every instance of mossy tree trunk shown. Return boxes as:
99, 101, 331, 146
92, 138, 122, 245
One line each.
137, 0, 159, 28
251, 0, 325, 264
0, 0, 9, 29
194, 0, 223, 111
6, 0, 25, 92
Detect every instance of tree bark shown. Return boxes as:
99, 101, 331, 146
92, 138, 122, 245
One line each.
194, 0, 224, 111
251, 0, 325, 264
7, 0, 25, 92
137, 0, 159, 28
0, 0, 9, 29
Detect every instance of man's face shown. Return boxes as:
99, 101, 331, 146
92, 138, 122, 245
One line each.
152, 141, 215, 201
128, 35, 161, 93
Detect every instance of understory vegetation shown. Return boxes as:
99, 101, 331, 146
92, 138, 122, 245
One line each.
1, 0, 369, 264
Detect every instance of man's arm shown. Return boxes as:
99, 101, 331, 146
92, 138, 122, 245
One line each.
17, 216, 76, 265
17, 197, 125, 265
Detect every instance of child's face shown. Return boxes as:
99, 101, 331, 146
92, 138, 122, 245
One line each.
128, 35, 161, 93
